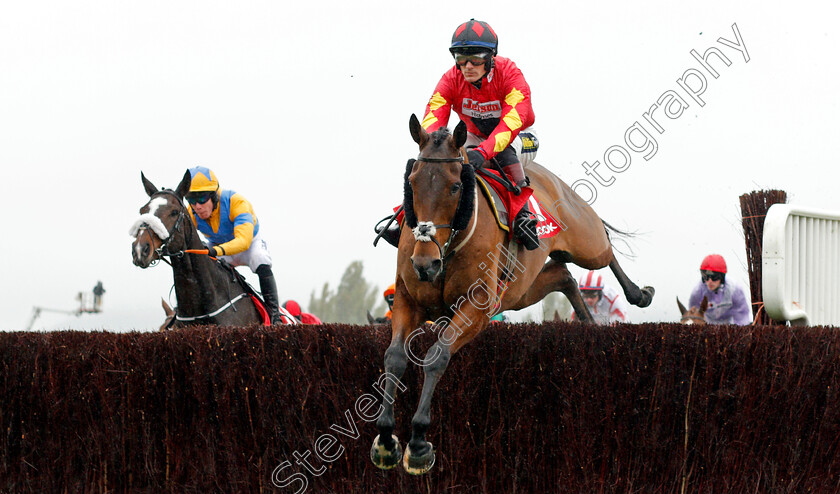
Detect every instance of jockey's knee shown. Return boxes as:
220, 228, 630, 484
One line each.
495, 146, 519, 167
255, 264, 273, 278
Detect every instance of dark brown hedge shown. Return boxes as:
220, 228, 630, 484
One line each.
1, 322, 838, 493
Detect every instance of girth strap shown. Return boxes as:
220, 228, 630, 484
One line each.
175, 292, 248, 322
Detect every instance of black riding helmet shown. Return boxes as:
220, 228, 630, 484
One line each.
450, 19, 498, 74
450, 19, 498, 55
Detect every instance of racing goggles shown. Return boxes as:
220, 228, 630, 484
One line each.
454, 53, 488, 67
186, 192, 213, 205
701, 270, 723, 282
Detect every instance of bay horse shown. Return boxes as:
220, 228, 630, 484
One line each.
131, 170, 275, 328
678, 296, 708, 325
371, 115, 655, 474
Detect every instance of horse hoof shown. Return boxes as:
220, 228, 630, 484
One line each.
401, 442, 435, 475
640, 286, 656, 307
370, 434, 402, 470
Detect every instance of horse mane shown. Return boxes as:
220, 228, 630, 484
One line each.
403, 159, 418, 228
451, 164, 475, 231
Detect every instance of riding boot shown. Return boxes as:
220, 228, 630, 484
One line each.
374, 215, 401, 248
503, 162, 539, 250
502, 162, 529, 192
513, 205, 540, 250
256, 264, 282, 324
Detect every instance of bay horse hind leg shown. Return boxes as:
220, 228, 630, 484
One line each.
608, 255, 655, 307
509, 255, 595, 323
371, 287, 423, 470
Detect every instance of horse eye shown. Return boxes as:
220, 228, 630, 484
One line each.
170, 210, 179, 217
450, 183, 462, 194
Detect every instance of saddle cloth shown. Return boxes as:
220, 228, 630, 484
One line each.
475, 170, 565, 240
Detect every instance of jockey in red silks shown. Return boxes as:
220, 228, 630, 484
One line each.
376, 19, 540, 250
571, 271, 630, 325
282, 300, 323, 325
185, 166, 282, 324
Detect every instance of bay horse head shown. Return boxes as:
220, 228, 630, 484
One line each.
678, 296, 708, 325
130, 170, 195, 268
404, 114, 475, 283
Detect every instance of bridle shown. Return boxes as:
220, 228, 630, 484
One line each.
410, 153, 480, 315
680, 313, 706, 324
410, 154, 478, 264
135, 190, 190, 264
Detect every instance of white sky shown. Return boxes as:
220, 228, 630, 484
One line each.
2, 1, 838, 331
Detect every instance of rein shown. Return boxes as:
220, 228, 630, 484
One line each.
476, 160, 521, 194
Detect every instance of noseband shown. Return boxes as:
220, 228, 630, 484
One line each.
680, 314, 706, 324
135, 190, 190, 262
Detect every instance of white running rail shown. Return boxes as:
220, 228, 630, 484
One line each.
762, 204, 840, 326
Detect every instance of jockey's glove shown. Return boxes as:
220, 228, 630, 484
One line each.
466, 149, 485, 167
207, 246, 220, 257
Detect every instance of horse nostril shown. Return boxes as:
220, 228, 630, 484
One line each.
142, 244, 150, 258
411, 256, 443, 283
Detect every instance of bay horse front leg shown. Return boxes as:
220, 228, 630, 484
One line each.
402, 310, 487, 475
401, 339, 449, 474
371, 285, 422, 470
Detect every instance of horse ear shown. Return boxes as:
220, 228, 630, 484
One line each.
161, 298, 174, 317
700, 296, 709, 314
676, 297, 688, 315
453, 120, 468, 149
141, 172, 159, 197
175, 169, 192, 198
409, 114, 427, 145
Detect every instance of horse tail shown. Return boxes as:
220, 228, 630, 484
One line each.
602, 220, 638, 259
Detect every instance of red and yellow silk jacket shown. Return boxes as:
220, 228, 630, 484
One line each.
421, 56, 535, 161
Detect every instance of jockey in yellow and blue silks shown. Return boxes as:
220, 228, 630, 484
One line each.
185, 166, 282, 324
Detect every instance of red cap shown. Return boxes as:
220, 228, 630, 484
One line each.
700, 254, 727, 273
282, 300, 301, 317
